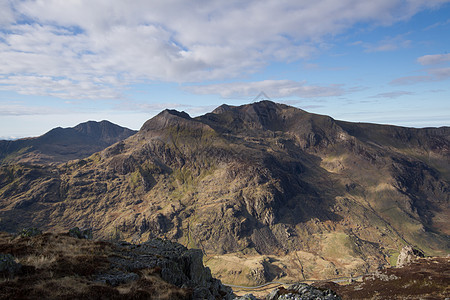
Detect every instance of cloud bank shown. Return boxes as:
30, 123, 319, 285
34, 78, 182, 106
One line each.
184, 80, 346, 99
0, 0, 448, 99
417, 53, 450, 65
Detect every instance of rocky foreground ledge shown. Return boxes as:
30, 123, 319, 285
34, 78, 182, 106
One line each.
0, 231, 340, 300
0, 231, 234, 299
1, 230, 447, 299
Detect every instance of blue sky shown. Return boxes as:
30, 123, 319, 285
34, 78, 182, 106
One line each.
0, 0, 449, 139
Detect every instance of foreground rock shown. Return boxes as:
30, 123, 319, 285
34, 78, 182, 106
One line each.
265, 283, 341, 300
97, 238, 233, 299
0, 231, 233, 299
396, 245, 425, 267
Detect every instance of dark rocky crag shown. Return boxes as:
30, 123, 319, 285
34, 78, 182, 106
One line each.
0, 101, 449, 285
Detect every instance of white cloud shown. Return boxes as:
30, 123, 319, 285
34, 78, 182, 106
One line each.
353, 34, 412, 53
370, 91, 414, 98
184, 80, 346, 99
417, 53, 450, 65
0, 1, 15, 26
391, 53, 450, 85
0, 102, 69, 116
423, 18, 450, 30
1, 0, 449, 99
116, 100, 192, 113
390, 75, 431, 85
429, 67, 450, 79
0, 75, 123, 99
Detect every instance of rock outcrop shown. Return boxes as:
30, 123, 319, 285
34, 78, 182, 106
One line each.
265, 283, 341, 300
97, 238, 233, 299
396, 245, 425, 267
0, 231, 234, 299
68, 227, 93, 239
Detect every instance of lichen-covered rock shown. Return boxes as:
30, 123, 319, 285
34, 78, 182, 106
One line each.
396, 245, 425, 267
266, 283, 341, 300
68, 227, 93, 239
95, 270, 139, 286
0, 253, 22, 276
95, 238, 234, 299
17, 227, 42, 238
234, 294, 257, 300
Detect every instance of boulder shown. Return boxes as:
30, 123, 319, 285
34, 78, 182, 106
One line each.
95, 238, 234, 299
266, 283, 341, 300
396, 245, 425, 267
17, 227, 42, 238
234, 294, 257, 300
68, 227, 93, 239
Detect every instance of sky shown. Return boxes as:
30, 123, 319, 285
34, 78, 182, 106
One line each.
1, 0, 450, 139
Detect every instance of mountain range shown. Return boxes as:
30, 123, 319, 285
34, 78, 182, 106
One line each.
0, 101, 448, 285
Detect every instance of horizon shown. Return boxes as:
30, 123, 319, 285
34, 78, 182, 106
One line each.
2, 100, 449, 141
1, 1, 449, 139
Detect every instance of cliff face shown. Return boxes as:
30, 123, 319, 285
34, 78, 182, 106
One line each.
0, 101, 448, 285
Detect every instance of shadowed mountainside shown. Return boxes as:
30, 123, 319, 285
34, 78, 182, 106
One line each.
0, 101, 448, 285
0, 120, 137, 165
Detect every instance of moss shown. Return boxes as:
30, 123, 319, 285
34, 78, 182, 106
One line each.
321, 232, 360, 259
128, 170, 142, 189
88, 153, 102, 164
17, 227, 42, 238
109, 227, 123, 242
1, 146, 32, 164
140, 161, 164, 175
172, 167, 194, 185
387, 249, 400, 266
167, 124, 220, 153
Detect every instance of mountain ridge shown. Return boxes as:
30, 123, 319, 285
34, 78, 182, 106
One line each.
0, 101, 448, 285
0, 120, 137, 165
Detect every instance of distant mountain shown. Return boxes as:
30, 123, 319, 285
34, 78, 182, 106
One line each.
0, 101, 448, 285
0, 120, 137, 164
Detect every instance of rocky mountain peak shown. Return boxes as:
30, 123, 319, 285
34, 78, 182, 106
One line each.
212, 104, 235, 114
73, 120, 115, 134
238, 100, 288, 130
72, 120, 137, 144
200, 100, 297, 135
140, 109, 193, 132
